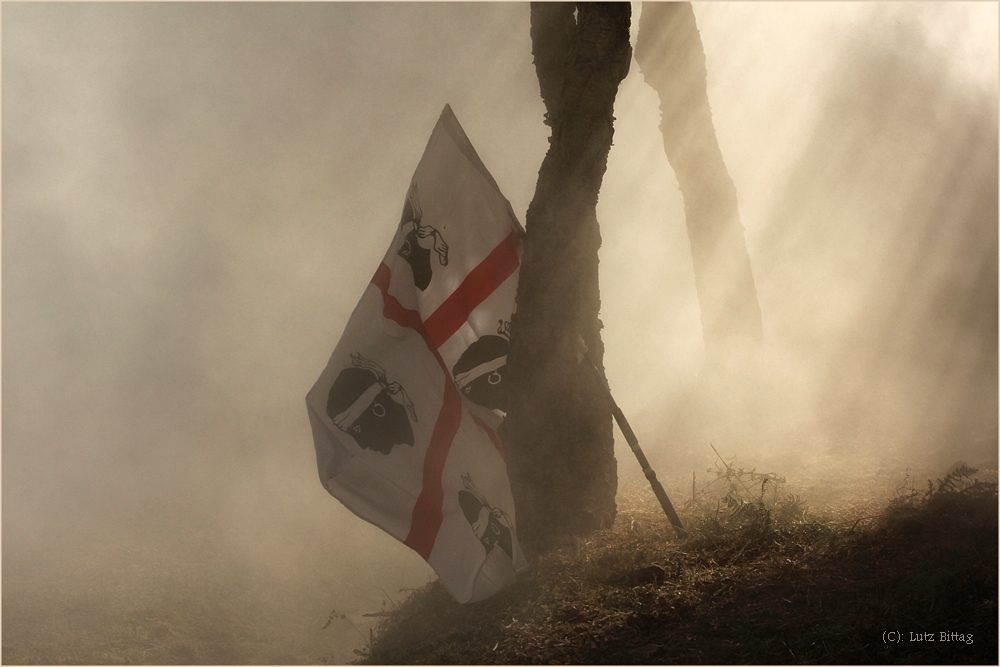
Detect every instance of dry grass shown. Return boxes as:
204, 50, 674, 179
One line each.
358, 459, 997, 665
4, 458, 993, 664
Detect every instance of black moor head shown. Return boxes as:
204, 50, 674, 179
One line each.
327, 363, 415, 455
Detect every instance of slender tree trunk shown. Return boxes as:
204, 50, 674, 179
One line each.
635, 2, 762, 374
503, 2, 632, 557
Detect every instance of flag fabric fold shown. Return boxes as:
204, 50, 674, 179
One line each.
307, 105, 528, 603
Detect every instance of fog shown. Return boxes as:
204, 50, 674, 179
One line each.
3, 2, 996, 663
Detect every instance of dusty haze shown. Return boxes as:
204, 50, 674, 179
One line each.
3, 2, 997, 663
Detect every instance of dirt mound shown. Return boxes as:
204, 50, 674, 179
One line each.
357, 463, 997, 664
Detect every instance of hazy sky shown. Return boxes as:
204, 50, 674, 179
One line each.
3, 3, 997, 657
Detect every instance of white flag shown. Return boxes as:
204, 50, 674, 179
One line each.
307, 105, 528, 603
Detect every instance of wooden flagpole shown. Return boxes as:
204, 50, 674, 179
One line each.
582, 344, 688, 539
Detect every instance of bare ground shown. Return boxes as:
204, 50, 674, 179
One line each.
2, 525, 376, 664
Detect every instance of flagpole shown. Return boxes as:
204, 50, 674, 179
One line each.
581, 343, 688, 539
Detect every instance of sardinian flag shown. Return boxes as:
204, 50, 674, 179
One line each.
307, 105, 528, 603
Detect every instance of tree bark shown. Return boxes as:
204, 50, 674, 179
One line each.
635, 2, 762, 374
503, 2, 632, 557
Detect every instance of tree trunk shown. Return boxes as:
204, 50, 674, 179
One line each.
503, 2, 632, 557
634, 2, 762, 375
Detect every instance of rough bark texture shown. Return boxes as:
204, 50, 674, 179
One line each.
635, 2, 762, 374
503, 2, 632, 557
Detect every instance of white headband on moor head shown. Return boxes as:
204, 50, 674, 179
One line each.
454, 355, 506, 392
332, 382, 383, 432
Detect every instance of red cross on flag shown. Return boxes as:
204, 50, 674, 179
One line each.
306, 105, 529, 603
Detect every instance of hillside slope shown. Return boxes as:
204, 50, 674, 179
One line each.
357, 465, 997, 665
